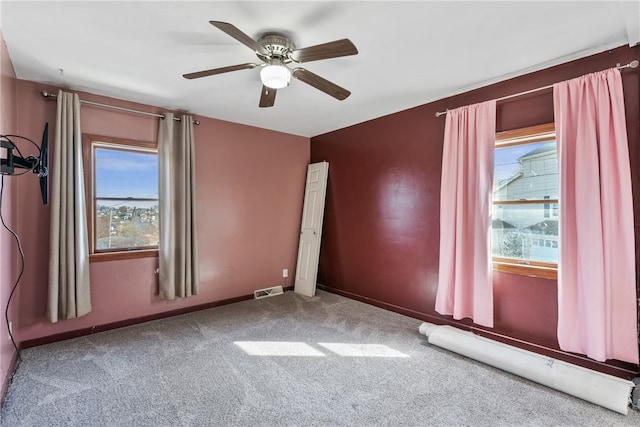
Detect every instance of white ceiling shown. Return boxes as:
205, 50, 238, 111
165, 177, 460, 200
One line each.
1, 1, 639, 137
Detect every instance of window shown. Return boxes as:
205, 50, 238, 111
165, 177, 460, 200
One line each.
492, 123, 557, 279
82, 135, 159, 261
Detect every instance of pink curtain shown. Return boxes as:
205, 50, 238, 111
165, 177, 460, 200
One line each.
554, 68, 639, 364
435, 100, 496, 328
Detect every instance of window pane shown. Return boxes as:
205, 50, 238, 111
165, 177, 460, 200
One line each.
492, 204, 558, 263
94, 146, 159, 251
96, 201, 158, 250
493, 138, 558, 265
494, 141, 557, 201
95, 148, 158, 198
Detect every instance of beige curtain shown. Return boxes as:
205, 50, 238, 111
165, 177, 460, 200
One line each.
158, 113, 199, 299
47, 90, 91, 322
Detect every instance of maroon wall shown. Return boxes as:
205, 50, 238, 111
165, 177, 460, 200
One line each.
311, 45, 640, 377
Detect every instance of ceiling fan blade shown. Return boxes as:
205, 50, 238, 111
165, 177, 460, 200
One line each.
290, 39, 358, 63
292, 68, 351, 100
259, 85, 277, 108
209, 21, 269, 56
183, 63, 257, 79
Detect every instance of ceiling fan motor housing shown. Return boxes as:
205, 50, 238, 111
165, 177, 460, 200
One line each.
257, 34, 295, 65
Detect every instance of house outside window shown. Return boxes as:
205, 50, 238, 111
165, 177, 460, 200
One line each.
492, 123, 558, 279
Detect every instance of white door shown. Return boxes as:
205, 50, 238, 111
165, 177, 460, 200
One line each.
294, 161, 329, 297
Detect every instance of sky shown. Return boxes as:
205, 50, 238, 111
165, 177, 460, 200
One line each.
95, 148, 158, 205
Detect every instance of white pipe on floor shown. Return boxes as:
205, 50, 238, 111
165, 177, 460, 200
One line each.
419, 322, 634, 415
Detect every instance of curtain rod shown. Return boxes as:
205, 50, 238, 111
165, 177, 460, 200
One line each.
434, 60, 639, 117
40, 91, 200, 125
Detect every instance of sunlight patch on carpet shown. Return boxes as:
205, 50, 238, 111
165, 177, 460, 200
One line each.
234, 341, 326, 356
318, 343, 409, 358
234, 341, 409, 358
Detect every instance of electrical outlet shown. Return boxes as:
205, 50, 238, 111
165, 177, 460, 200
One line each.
282, 268, 288, 278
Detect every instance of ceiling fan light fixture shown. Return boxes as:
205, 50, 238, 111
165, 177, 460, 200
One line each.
261, 65, 291, 89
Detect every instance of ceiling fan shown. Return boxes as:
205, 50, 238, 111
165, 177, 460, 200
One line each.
183, 21, 358, 108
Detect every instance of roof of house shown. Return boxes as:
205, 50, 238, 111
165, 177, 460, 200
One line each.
526, 219, 558, 235
518, 141, 556, 160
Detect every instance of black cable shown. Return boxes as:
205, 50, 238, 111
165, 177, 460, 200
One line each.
0, 175, 23, 360
0, 132, 42, 360
0, 135, 39, 177
0, 134, 40, 152
0, 167, 35, 177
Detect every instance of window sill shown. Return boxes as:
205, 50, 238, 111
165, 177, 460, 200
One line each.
90, 249, 158, 262
493, 260, 557, 280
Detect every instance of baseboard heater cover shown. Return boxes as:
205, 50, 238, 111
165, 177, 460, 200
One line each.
419, 322, 634, 415
254, 286, 284, 299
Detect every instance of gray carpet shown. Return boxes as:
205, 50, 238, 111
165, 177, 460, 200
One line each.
2, 290, 639, 426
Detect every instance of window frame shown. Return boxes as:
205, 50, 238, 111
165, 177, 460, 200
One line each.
492, 123, 557, 280
82, 134, 159, 262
